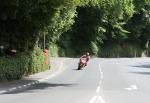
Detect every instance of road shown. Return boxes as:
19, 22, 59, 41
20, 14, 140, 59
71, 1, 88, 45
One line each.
0, 58, 150, 103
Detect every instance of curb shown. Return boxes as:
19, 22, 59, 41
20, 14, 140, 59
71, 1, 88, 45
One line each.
0, 59, 66, 94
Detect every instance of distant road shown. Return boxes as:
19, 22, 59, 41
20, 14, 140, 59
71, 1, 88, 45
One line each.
1, 58, 150, 103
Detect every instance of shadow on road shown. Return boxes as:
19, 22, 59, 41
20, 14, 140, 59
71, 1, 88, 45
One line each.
130, 62, 150, 69
132, 64, 150, 68
72, 69, 78, 70
130, 71, 150, 75
129, 62, 150, 76
0, 79, 38, 91
2, 82, 77, 94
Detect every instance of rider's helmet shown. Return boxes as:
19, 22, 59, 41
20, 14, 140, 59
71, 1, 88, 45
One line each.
86, 52, 90, 56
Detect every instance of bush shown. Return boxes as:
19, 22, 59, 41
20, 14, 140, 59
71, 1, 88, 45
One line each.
28, 48, 49, 74
48, 44, 59, 57
0, 48, 49, 81
90, 42, 99, 55
100, 43, 142, 57
0, 53, 30, 81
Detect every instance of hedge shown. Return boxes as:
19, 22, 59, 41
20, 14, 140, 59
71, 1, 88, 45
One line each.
0, 48, 49, 81
100, 43, 143, 58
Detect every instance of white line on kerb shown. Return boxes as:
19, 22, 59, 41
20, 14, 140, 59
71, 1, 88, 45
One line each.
9, 88, 16, 91
23, 85, 27, 87
11, 87, 17, 90
17, 86, 22, 89
0, 59, 66, 94
0, 90, 7, 94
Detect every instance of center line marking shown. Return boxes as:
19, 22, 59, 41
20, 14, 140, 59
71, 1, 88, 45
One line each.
99, 96, 106, 103
89, 62, 105, 103
96, 86, 101, 93
99, 80, 102, 85
89, 96, 97, 103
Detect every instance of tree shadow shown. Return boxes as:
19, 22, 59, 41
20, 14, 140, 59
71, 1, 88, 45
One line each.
129, 63, 150, 76
130, 62, 150, 69
130, 71, 150, 75
132, 64, 150, 68
3, 82, 77, 94
72, 69, 79, 70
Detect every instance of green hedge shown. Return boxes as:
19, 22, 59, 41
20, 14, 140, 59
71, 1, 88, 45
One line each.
0, 48, 49, 81
100, 43, 143, 58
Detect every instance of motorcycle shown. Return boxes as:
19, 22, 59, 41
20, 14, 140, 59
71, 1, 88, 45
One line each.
77, 57, 87, 70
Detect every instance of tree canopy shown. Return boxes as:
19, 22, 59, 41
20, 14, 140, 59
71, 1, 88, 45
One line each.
0, 0, 150, 56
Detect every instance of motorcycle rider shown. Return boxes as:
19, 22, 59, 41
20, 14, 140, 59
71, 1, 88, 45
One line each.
80, 52, 90, 66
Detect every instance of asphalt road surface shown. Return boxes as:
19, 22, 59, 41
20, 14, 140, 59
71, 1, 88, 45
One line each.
1, 58, 150, 103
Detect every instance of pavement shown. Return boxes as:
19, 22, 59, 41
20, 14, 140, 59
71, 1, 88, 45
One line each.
0, 58, 66, 94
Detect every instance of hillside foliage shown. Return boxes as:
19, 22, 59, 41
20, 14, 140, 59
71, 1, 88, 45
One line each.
0, 0, 150, 80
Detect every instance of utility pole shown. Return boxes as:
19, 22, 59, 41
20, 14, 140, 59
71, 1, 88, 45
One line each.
43, 32, 46, 50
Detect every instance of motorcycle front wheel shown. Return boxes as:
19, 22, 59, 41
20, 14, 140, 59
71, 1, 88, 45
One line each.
77, 63, 82, 70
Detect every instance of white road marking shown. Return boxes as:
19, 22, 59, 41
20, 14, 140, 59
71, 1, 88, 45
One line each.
99, 96, 106, 103
99, 80, 102, 85
125, 85, 138, 91
101, 74, 104, 79
89, 96, 106, 103
89, 96, 97, 103
131, 85, 137, 90
96, 86, 101, 93
99, 64, 104, 79
125, 88, 132, 91
89, 63, 105, 103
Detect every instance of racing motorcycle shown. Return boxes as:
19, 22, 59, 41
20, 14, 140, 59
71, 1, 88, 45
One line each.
77, 57, 87, 70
